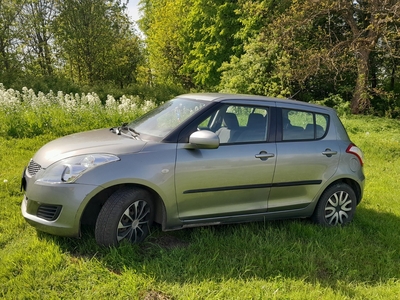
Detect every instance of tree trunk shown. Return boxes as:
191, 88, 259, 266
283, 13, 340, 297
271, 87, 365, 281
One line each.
351, 48, 371, 114
390, 57, 396, 91
0, 40, 10, 71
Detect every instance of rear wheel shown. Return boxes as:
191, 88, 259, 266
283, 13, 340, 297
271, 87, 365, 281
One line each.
95, 187, 154, 246
312, 183, 356, 226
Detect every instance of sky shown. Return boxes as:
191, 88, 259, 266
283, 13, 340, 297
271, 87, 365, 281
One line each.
126, 0, 140, 21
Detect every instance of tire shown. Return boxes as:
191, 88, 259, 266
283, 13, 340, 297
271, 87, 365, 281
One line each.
95, 187, 154, 246
312, 183, 357, 226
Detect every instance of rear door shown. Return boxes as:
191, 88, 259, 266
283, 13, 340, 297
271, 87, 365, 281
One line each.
268, 107, 340, 212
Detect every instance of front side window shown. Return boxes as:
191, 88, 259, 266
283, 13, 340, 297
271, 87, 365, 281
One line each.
282, 109, 328, 141
198, 104, 269, 144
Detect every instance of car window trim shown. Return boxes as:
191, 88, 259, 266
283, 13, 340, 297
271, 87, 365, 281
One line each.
276, 107, 330, 142
178, 102, 277, 145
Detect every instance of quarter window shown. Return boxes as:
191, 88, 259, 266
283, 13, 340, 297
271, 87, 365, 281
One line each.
282, 109, 328, 141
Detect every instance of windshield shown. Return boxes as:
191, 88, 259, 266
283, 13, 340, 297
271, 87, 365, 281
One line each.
128, 98, 208, 139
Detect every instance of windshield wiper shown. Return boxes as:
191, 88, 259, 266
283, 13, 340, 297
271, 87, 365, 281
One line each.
125, 125, 140, 136
111, 123, 141, 139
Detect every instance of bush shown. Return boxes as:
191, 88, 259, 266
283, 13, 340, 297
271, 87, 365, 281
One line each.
311, 94, 351, 116
369, 90, 400, 118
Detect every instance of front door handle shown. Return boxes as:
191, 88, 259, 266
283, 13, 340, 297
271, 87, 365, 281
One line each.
255, 151, 275, 161
322, 149, 338, 157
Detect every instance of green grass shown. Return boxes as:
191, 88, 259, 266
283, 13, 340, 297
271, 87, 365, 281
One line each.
1, 111, 400, 299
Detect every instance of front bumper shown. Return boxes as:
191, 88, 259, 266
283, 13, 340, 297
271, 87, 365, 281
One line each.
21, 180, 100, 237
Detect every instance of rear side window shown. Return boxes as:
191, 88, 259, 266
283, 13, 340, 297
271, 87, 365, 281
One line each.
282, 109, 328, 141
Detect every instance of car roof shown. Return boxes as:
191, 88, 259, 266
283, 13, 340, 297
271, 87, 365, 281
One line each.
177, 93, 335, 112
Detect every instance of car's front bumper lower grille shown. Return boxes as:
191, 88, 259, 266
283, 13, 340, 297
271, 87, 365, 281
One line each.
37, 205, 62, 221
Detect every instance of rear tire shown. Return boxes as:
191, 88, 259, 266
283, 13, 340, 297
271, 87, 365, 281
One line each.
312, 183, 356, 226
95, 187, 154, 246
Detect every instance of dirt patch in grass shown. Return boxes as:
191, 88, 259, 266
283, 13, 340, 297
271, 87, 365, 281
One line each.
147, 234, 190, 250
142, 290, 172, 300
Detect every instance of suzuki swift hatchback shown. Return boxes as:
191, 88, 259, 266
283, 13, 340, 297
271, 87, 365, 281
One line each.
21, 93, 365, 246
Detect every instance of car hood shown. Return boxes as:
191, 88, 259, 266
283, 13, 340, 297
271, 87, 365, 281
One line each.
32, 129, 147, 168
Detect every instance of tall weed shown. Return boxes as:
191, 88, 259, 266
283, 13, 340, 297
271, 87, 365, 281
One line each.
0, 84, 156, 138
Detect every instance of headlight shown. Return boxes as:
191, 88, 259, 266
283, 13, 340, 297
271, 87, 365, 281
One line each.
36, 154, 120, 184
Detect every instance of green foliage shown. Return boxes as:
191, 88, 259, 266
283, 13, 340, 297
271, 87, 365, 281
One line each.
217, 0, 400, 116
53, 0, 139, 85
6, 74, 81, 96
19, 0, 55, 77
0, 0, 145, 94
0, 0, 24, 81
219, 39, 292, 97
140, 0, 243, 89
1, 112, 400, 298
182, 0, 242, 89
234, 0, 292, 42
312, 94, 351, 117
370, 90, 400, 119
139, 0, 189, 87
85, 81, 187, 105
103, 36, 144, 88
2, 0, 400, 118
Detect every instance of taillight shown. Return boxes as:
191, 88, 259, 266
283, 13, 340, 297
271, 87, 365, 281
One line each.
346, 143, 364, 166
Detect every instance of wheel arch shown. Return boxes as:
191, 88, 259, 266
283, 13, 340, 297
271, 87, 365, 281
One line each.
322, 178, 363, 205
80, 183, 167, 231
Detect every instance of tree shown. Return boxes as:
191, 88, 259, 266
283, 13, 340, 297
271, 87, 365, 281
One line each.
273, 0, 400, 114
181, 0, 242, 89
53, 0, 138, 85
139, 0, 243, 90
20, 0, 57, 76
215, 0, 400, 115
0, 0, 25, 84
104, 34, 144, 88
219, 38, 292, 97
139, 0, 190, 87
219, 0, 293, 97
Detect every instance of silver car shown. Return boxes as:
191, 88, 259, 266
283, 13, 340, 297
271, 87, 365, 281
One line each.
21, 93, 365, 246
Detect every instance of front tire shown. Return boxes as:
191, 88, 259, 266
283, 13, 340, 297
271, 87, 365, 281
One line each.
95, 187, 154, 246
312, 183, 356, 226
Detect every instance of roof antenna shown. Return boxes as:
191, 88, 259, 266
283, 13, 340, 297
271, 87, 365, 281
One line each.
289, 90, 301, 99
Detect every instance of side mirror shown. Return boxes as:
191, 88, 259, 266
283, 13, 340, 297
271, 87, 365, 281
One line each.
185, 130, 220, 149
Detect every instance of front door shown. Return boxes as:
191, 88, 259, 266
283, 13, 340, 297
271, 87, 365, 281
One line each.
174, 103, 276, 220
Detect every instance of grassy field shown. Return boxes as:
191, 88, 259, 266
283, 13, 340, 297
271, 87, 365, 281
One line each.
1, 90, 400, 299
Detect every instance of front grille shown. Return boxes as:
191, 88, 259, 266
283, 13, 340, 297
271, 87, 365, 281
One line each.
27, 159, 42, 176
37, 205, 62, 221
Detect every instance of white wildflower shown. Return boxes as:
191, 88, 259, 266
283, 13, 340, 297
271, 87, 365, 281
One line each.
105, 95, 117, 110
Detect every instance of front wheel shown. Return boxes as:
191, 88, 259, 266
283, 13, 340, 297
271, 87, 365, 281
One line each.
95, 187, 154, 246
312, 183, 357, 226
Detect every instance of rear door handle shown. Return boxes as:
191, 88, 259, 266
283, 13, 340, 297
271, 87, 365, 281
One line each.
322, 149, 338, 157
255, 151, 275, 160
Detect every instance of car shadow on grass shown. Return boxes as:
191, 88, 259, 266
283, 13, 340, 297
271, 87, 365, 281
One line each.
42, 206, 400, 289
